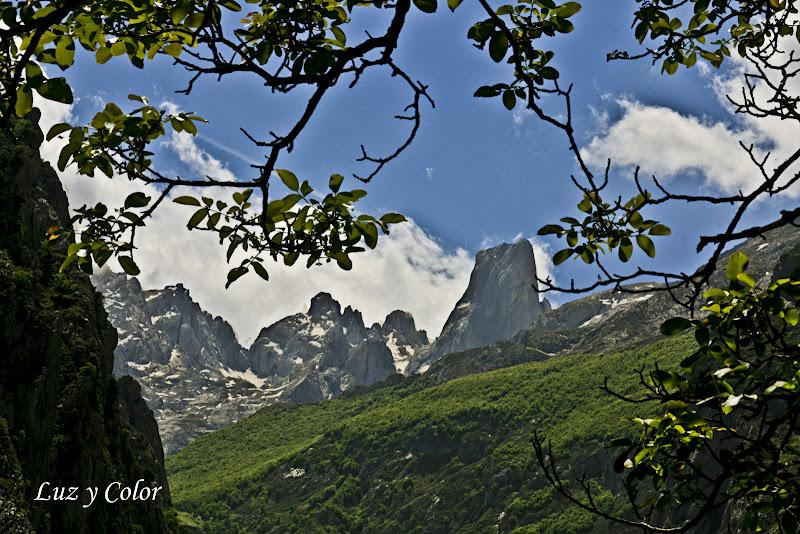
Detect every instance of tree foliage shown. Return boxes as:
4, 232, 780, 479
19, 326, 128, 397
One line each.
2, 0, 433, 283
514, 1, 800, 532
3, 0, 800, 530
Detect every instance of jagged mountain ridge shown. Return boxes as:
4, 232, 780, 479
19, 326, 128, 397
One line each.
165, 226, 800, 532
97, 226, 800, 456
95, 272, 428, 453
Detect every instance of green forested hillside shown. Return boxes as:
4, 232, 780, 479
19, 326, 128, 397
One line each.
167, 335, 695, 533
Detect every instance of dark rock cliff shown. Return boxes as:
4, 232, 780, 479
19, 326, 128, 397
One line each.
0, 112, 171, 532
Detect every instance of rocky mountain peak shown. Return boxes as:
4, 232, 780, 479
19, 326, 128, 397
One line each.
309, 292, 342, 319
376, 310, 429, 374
382, 310, 428, 346
413, 240, 544, 368
342, 305, 369, 343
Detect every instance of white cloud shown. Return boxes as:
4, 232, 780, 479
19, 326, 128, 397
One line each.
512, 107, 534, 131
584, 37, 800, 197
584, 98, 764, 193
36, 98, 474, 344
528, 236, 556, 290
425, 167, 434, 179
166, 130, 238, 183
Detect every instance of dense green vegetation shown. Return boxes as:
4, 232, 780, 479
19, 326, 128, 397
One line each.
168, 335, 694, 533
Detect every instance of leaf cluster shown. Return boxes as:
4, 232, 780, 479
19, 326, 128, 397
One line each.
614, 252, 800, 532
469, 0, 582, 110
538, 191, 671, 266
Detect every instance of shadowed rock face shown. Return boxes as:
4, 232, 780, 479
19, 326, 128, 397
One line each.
380, 310, 428, 348
0, 112, 170, 533
423, 240, 544, 363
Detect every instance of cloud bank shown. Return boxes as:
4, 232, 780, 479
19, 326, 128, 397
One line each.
584, 39, 800, 197
37, 99, 474, 344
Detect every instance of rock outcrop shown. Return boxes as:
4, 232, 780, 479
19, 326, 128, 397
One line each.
248, 292, 410, 402
431, 240, 544, 355
0, 111, 171, 532
376, 310, 428, 373
409, 240, 545, 372
97, 274, 425, 451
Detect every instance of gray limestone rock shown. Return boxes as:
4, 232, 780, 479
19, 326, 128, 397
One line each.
345, 339, 396, 385
97, 282, 418, 451
432, 240, 543, 356
285, 374, 326, 404
409, 240, 544, 373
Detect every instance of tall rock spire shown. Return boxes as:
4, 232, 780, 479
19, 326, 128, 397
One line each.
426, 240, 544, 359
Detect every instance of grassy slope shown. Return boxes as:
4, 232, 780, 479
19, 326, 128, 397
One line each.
167, 335, 693, 533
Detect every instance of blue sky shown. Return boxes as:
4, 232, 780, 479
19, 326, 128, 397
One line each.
46, 1, 800, 341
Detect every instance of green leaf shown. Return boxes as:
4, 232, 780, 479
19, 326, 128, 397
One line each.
252, 262, 270, 281
277, 169, 299, 191
539, 66, 560, 80
283, 252, 299, 266
413, 0, 437, 13
783, 308, 799, 327
173, 196, 202, 206
225, 266, 249, 288
447, 0, 464, 11
95, 46, 113, 64
329, 173, 344, 193
489, 31, 509, 63
474, 85, 500, 98
636, 235, 656, 258
537, 224, 564, 235
15, 86, 33, 117
57, 142, 77, 171
46, 122, 72, 141
577, 196, 592, 213
380, 213, 406, 224
553, 248, 573, 265
566, 231, 578, 247
663, 58, 679, 75
331, 26, 346, 47
163, 42, 183, 58
648, 224, 672, 236
187, 208, 209, 229
124, 192, 150, 209
25, 62, 45, 88
726, 251, 749, 281
736, 272, 756, 288
55, 36, 75, 68
128, 94, 147, 104
36, 78, 73, 104
357, 223, 379, 249
502, 91, 516, 110
219, 0, 241, 11
335, 252, 353, 270
118, 256, 141, 276
660, 317, 692, 336
554, 2, 582, 17
185, 12, 206, 28
619, 238, 633, 262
